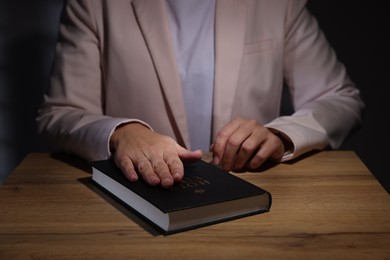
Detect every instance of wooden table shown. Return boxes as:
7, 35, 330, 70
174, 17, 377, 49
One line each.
1, 151, 389, 259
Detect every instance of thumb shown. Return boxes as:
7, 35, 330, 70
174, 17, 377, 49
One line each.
176, 144, 203, 163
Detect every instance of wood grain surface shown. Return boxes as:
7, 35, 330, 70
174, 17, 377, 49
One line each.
1, 151, 389, 259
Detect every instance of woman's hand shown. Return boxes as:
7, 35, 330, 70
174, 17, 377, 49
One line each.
110, 123, 203, 188
211, 117, 285, 172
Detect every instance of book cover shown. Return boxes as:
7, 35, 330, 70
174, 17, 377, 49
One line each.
91, 159, 271, 235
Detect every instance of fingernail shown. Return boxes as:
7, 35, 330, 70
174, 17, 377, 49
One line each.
162, 178, 173, 187
173, 173, 181, 181
130, 174, 138, 182
148, 177, 160, 186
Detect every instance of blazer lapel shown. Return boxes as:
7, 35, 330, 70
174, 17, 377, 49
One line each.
213, 0, 247, 137
131, 0, 190, 147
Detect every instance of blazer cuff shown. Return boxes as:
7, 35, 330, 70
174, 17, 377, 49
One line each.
265, 116, 329, 161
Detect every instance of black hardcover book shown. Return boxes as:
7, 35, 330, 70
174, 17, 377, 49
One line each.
91, 159, 271, 235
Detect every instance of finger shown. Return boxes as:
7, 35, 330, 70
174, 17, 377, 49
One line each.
233, 134, 260, 170
221, 134, 245, 171
233, 124, 269, 170
150, 159, 174, 188
212, 119, 241, 165
163, 152, 184, 182
176, 145, 203, 162
221, 123, 253, 171
248, 136, 284, 169
136, 159, 160, 186
114, 154, 138, 182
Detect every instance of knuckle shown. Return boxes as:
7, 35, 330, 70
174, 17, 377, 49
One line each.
137, 159, 150, 173
217, 129, 229, 140
151, 159, 165, 171
114, 156, 132, 170
227, 136, 241, 149
241, 140, 256, 154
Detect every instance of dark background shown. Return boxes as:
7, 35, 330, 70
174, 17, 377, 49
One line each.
307, 1, 389, 193
0, 1, 388, 193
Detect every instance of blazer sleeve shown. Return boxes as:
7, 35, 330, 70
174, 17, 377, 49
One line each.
36, 0, 150, 161
265, 0, 364, 161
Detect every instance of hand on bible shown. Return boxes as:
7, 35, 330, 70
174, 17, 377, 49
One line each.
109, 123, 203, 188
211, 117, 285, 172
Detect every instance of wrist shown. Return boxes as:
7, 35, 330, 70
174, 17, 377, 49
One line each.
110, 122, 148, 150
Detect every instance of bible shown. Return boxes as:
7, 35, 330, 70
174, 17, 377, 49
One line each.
91, 159, 271, 235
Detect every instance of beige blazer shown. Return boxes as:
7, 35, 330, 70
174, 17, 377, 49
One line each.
37, 0, 364, 162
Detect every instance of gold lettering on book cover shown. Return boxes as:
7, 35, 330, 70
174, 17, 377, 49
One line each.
171, 176, 211, 192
